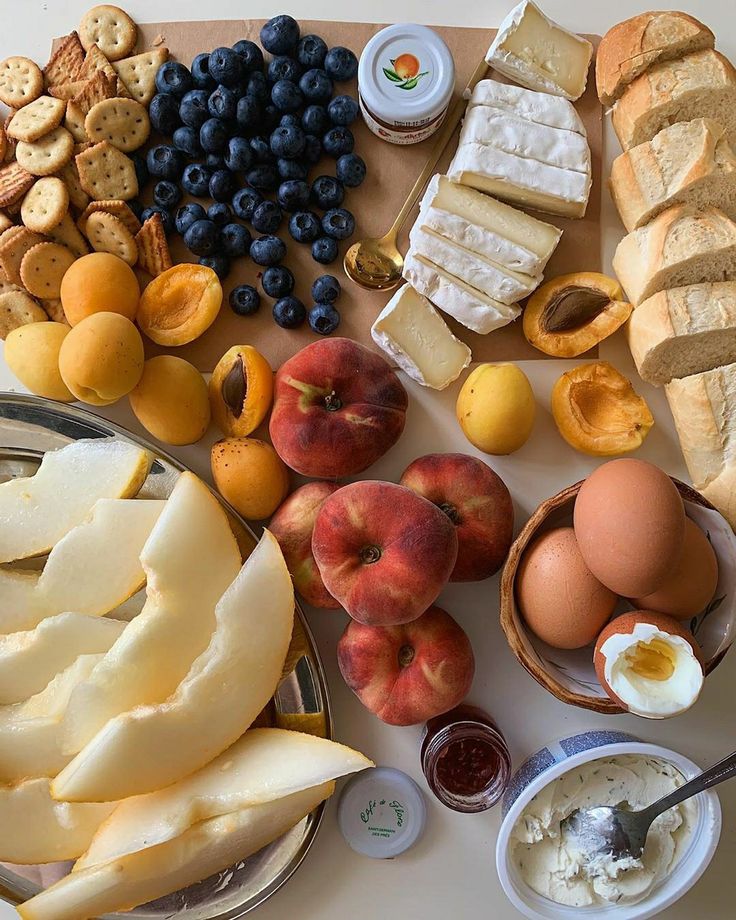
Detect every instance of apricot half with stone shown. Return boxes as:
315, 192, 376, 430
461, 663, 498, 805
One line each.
552, 361, 653, 456
129, 355, 211, 446
209, 345, 273, 437
136, 264, 222, 346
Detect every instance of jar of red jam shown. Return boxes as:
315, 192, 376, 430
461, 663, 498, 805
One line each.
420, 705, 511, 813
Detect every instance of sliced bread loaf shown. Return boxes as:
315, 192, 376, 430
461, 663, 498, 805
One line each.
610, 119, 736, 232
612, 49, 736, 151
612, 205, 736, 306
628, 282, 736, 384
596, 11, 715, 106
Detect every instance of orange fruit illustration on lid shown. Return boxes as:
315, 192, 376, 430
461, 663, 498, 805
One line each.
383, 52, 429, 90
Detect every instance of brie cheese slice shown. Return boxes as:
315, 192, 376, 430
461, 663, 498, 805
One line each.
468, 79, 585, 134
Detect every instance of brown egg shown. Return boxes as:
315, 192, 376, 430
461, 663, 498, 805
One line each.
573, 459, 685, 597
516, 527, 617, 649
632, 518, 718, 619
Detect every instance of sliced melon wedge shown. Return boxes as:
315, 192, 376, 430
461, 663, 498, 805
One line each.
18, 783, 333, 920
61, 473, 242, 755
0, 439, 151, 564
0, 778, 115, 864
0, 613, 126, 704
53, 531, 294, 802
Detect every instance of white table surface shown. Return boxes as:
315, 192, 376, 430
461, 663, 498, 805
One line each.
1, 1, 735, 918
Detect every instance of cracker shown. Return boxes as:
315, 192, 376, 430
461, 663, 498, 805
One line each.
86, 210, 137, 264
0, 57, 43, 108
21, 177, 69, 232
135, 213, 171, 276
56, 158, 89, 210
41, 297, 68, 324
46, 212, 89, 257
0, 265, 25, 296
79, 6, 137, 62
49, 80, 89, 101
16, 126, 74, 177
81, 44, 130, 98
72, 70, 117, 115
76, 140, 137, 201
78, 198, 140, 235
0, 290, 47, 338
84, 96, 149, 152
0, 225, 45, 284
44, 32, 86, 88
0, 129, 6, 164
0, 212, 12, 234
64, 99, 88, 143
20, 241, 76, 298
0, 162, 35, 208
113, 48, 168, 105
7, 96, 66, 143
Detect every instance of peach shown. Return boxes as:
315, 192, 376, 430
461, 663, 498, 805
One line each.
4, 322, 74, 402
209, 345, 273, 437
312, 481, 458, 625
400, 452, 514, 581
136, 264, 222, 346
269, 482, 341, 609
211, 438, 290, 521
337, 604, 475, 725
60, 252, 140, 326
129, 356, 211, 445
269, 338, 408, 478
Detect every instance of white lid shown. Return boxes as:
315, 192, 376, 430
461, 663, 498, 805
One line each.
337, 766, 427, 858
358, 23, 455, 124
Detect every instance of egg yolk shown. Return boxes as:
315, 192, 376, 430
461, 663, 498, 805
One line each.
625, 638, 676, 681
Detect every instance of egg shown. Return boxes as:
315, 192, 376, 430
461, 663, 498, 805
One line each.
516, 527, 617, 649
573, 459, 685, 597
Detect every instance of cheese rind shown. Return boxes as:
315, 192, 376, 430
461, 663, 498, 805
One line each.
467, 78, 585, 133
371, 285, 471, 390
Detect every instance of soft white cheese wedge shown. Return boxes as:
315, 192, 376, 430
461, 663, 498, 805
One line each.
371, 284, 471, 389
467, 78, 585, 133
486, 1, 593, 101
403, 252, 521, 333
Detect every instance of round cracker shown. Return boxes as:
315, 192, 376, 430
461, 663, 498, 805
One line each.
16, 126, 74, 177
6, 96, 66, 143
0, 57, 43, 109
21, 178, 69, 233
79, 6, 137, 62
86, 210, 137, 264
20, 241, 76, 298
85, 97, 150, 153
0, 290, 46, 339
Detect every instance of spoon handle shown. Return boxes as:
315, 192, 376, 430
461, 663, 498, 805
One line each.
641, 750, 736, 824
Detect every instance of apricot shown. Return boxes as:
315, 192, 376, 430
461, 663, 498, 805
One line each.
209, 345, 273, 437
211, 438, 289, 521
456, 363, 535, 455
129, 355, 211, 446
58, 312, 144, 406
136, 264, 222, 346
60, 252, 140, 326
5, 322, 74, 402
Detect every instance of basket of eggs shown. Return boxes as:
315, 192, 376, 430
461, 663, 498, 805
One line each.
500, 458, 736, 716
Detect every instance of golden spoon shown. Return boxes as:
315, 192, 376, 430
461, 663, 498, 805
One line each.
344, 57, 489, 292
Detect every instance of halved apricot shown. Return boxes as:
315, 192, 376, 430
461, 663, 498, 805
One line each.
136, 264, 222, 346
208, 345, 274, 437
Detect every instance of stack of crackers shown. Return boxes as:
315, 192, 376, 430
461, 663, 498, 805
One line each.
0, 4, 172, 338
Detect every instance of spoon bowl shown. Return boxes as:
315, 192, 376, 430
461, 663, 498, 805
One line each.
343, 233, 404, 291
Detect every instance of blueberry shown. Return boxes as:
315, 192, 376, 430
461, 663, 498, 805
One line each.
260, 15, 300, 55
271, 80, 303, 113
322, 207, 355, 240
245, 71, 269, 103
224, 136, 253, 172
267, 55, 302, 84
149, 93, 181, 134
323, 126, 354, 158
175, 202, 207, 235
155, 61, 193, 97
324, 47, 358, 82
181, 162, 212, 197
209, 169, 237, 202
141, 205, 174, 235
131, 153, 148, 189
220, 222, 252, 258
208, 47, 243, 88
262, 104, 281, 132
302, 104, 330, 135
328, 94, 359, 126
250, 234, 286, 266
310, 175, 344, 209
199, 253, 231, 279
153, 180, 181, 210
288, 210, 321, 243
312, 274, 341, 304
232, 186, 263, 220
252, 200, 282, 234
208, 85, 237, 121
236, 95, 262, 132
299, 69, 333, 103
262, 265, 295, 298
232, 40, 264, 73
336, 152, 366, 188
312, 236, 338, 264
205, 153, 226, 170
246, 164, 279, 191
146, 145, 184, 181
277, 157, 308, 180
297, 34, 328, 69
280, 113, 301, 129
230, 284, 260, 315
302, 134, 322, 164
270, 124, 306, 159
277, 179, 309, 211
179, 89, 209, 130
191, 53, 217, 91
184, 219, 220, 256
207, 202, 233, 226
309, 303, 340, 335
273, 295, 306, 328
199, 117, 229, 153
172, 126, 202, 157
249, 135, 274, 164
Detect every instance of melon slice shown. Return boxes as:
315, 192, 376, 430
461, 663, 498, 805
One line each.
18, 782, 333, 920
61, 473, 242, 755
0, 613, 126, 704
78, 728, 373, 868
53, 531, 294, 802
0, 439, 151, 563
0, 778, 115, 864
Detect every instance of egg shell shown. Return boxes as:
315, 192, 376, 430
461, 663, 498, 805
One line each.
516, 526, 617, 649
633, 518, 718, 620
573, 459, 685, 597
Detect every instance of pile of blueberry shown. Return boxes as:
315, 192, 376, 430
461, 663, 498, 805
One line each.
135, 13, 365, 332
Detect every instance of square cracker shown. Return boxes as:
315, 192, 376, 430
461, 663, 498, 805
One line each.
73, 71, 118, 115
0, 161, 35, 208
0, 225, 45, 285
78, 198, 141, 236
56, 157, 90, 210
135, 213, 171, 276
81, 44, 131, 98
76, 140, 138, 201
44, 32, 86, 88
47, 212, 89, 257
113, 48, 169, 105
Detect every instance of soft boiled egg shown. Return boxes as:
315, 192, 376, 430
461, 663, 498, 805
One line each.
594, 610, 704, 718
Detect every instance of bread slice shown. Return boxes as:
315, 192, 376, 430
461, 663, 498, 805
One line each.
612, 49, 736, 151
665, 363, 736, 527
596, 11, 714, 106
610, 119, 736, 232
628, 282, 736, 385
612, 205, 736, 306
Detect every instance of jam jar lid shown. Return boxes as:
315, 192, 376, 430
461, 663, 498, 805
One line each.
337, 766, 427, 858
358, 23, 455, 125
